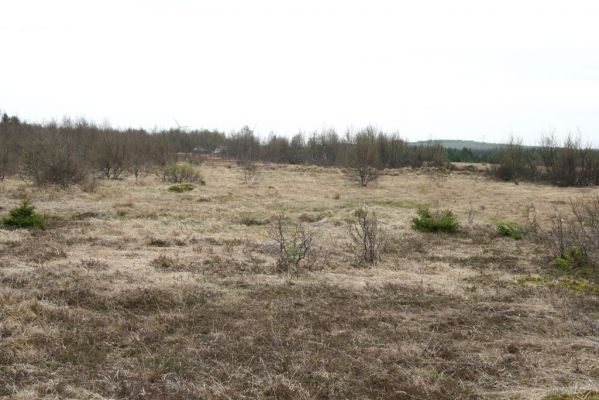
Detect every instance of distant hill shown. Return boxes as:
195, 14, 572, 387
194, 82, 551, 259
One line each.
411, 140, 505, 151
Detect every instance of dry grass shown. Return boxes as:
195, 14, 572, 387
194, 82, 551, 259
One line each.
0, 164, 598, 399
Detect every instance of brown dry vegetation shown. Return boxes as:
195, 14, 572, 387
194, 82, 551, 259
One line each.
0, 163, 598, 399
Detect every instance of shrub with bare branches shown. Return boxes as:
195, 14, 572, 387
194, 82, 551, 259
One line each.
266, 210, 320, 273
238, 159, 260, 184
346, 127, 381, 187
347, 165, 380, 187
0, 117, 19, 181
21, 130, 89, 187
549, 197, 599, 268
347, 207, 385, 265
162, 163, 204, 184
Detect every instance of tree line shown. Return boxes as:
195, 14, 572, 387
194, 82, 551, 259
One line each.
494, 135, 599, 186
0, 114, 446, 186
0, 112, 598, 187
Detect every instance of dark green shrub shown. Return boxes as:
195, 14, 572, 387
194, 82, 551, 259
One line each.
3, 200, 45, 229
496, 222, 525, 240
169, 183, 195, 192
411, 207, 459, 233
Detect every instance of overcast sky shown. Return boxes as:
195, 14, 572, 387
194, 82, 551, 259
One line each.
1, 0, 598, 145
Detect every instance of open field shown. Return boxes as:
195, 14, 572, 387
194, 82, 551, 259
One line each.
1, 164, 598, 399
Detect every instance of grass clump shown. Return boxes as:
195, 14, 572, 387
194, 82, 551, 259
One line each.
299, 211, 331, 223
238, 213, 265, 226
169, 183, 195, 192
2, 200, 45, 229
150, 255, 184, 269
411, 207, 458, 233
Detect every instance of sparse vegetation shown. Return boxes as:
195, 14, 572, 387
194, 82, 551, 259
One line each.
412, 206, 459, 233
0, 161, 597, 399
2, 199, 45, 229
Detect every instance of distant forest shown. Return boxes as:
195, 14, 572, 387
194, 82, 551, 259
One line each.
0, 112, 598, 187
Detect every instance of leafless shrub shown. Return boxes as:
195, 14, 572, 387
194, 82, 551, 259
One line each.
551, 212, 569, 258
346, 127, 381, 187
347, 165, 380, 187
238, 159, 260, 184
539, 133, 599, 186
22, 131, 89, 187
150, 254, 184, 269
95, 130, 127, 179
549, 196, 599, 266
467, 201, 477, 225
493, 135, 535, 183
80, 176, 99, 193
347, 207, 386, 265
266, 210, 322, 273
162, 163, 204, 184
0, 138, 15, 181
0, 113, 21, 180
569, 197, 599, 263
523, 203, 539, 234
79, 258, 109, 271
427, 169, 449, 187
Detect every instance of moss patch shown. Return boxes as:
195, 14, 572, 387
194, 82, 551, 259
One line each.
517, 276, 599, 294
